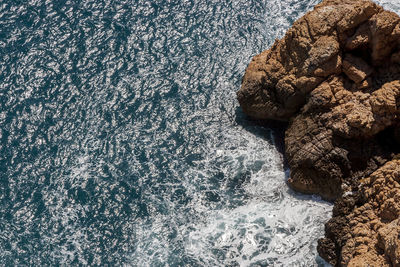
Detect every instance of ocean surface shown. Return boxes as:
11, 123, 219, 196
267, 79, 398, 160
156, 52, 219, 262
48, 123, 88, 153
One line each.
1, 0, 399, 266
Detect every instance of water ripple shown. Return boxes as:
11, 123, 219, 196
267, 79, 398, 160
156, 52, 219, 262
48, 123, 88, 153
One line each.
0, 0, 398, 265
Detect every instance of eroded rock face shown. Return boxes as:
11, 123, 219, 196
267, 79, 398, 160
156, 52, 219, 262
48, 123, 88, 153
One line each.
237, 0, 400, 265
319, 160, 400, 266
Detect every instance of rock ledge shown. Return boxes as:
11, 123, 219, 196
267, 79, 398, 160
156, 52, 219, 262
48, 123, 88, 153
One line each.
237, 0, 400, 265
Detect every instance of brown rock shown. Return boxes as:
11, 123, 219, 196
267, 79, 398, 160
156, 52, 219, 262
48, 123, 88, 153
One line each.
369, 11, 400, 65
339, 160, 400, 266
237, 0, 400, 265
342, 54, 373, 83
345, 22, 371, 51
378, 219, 400, 266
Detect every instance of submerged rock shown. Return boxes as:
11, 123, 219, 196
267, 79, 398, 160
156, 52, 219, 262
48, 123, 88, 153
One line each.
237, 0, 400, 265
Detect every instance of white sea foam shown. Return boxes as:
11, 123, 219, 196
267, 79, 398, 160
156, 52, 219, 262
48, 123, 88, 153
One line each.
2, 0, 399, 265
130, 1, 400, 266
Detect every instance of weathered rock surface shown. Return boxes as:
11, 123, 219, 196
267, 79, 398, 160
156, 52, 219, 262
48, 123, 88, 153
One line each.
237, 0, 400, 265
319, 160, 400, 266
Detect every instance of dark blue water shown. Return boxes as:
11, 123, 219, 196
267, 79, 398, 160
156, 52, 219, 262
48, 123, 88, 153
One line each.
1, 0, 399, 266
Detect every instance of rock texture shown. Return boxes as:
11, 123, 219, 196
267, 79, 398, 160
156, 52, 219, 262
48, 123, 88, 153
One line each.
237, 0, 400, 265
318, 159, 400, 266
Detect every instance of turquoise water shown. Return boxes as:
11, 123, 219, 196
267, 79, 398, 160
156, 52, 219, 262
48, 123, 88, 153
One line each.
1, 0, 399, 266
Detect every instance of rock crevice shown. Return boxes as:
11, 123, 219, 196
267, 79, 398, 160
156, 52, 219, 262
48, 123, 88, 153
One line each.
237, 0, 400, 265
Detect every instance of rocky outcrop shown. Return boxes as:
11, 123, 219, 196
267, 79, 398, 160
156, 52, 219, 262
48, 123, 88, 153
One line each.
237, 0, 400, 265
318, 159, 400, 266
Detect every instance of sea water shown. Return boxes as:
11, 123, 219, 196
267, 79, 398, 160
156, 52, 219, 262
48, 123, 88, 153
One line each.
0, 0, 399, 266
